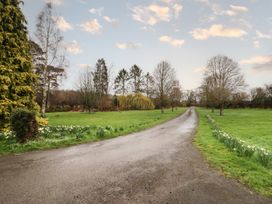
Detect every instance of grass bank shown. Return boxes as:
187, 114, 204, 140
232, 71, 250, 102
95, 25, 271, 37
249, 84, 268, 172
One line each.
0, 108, 186, 154
194, 108, 272, 197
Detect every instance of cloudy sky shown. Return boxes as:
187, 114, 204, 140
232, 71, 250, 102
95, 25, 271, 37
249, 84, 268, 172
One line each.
22, 0, 272, 91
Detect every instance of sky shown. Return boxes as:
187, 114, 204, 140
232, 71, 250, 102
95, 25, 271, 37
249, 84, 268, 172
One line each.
22, 0, 272, 91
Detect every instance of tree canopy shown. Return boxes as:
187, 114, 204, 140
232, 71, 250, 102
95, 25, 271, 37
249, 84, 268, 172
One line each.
0, 0, 37, 129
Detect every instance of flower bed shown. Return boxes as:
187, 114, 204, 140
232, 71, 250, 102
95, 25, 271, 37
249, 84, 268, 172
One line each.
206, 114, 272, 168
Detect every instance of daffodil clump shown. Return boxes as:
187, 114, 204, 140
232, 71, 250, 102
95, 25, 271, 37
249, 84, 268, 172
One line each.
207, 114, 272, 168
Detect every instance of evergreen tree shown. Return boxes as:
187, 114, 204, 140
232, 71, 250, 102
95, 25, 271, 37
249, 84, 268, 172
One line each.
129, 65, 144, 93
93, 58, 108, 96
0, 0, 37, 129
114, 68, 129, 95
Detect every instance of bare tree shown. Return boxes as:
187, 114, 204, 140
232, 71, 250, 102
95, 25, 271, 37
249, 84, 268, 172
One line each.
199, 75, 216, 112
144, 72, 155, 98
204, 55, 246, 116
153, 61, 176, 113
169, 80, 182, 111
78, 67, 97, 112
34, 3, 66, 117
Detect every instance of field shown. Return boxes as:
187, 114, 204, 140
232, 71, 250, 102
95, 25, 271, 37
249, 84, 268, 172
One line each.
195, 108, 272, 197
0, 108, 186, 154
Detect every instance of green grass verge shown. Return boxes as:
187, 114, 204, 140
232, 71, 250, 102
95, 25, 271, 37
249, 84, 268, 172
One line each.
207, 109, 272, 151
194, 108, 272, 197
0, 108, 186, 154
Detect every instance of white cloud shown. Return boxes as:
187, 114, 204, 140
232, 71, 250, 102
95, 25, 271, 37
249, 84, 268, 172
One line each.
229, 5, 248, 13
103, 16, 117, 24
191, 24, 247, 40
240, 55, 272, 72
159, 35, 185, 47
65, 40, 82, 55
80, 19, 102, 34
116, 42, 142, 50
55, 16, 73, 31
256, 30, 272, 39
45, 0, 63, 6
240, 56, 272, 65
131, 1, 182, 26
132, 4, 170, 26
89, 7, 104, 16
78, 64, 91, 68
209, 4, 248, 16
213, 4, 248, 17
198, 2, 248, 22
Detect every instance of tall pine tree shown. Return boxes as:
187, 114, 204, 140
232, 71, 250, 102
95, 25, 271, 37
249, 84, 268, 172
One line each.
93, 58, 108, 96
0, 0, 37, 129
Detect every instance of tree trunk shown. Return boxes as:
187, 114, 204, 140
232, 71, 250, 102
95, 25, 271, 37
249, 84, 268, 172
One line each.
160, 95, 164, 114
220, 104, 224, 116
172, 105, 174, 112
41, 73, 47, 118
211, 107, 214, 113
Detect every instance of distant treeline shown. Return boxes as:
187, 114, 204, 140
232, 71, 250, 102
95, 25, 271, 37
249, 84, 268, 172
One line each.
37, 90, 182, 112
191, 83, 272, 109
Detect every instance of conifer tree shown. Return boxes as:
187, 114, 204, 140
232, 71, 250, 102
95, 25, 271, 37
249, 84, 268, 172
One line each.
114, 68, 129, 95
93, 58, 108, 96
0, 0, 37, 129
129, 65, 144, 93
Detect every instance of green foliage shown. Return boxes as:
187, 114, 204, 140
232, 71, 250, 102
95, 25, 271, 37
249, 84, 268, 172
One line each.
93, 58, 108, 96
114, 68, 129, 95
11, 108, 38, 142
118, 93, 155, 110
0, 0, 37, 130
129, 65, 144, 93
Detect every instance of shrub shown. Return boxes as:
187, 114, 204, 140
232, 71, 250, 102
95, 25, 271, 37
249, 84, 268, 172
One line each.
36, 117, 48, 126
11, 108, 38, 142
118, 94, 155, 110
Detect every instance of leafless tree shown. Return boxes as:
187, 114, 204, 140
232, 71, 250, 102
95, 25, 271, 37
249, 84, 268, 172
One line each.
78, 67, 97, 112
153, 61, 176, 113
199, 75, 216, 112
169, 80, 182, 111
204, 55, 246, 116
34, 3, 66, 117
144, 72, 155, 98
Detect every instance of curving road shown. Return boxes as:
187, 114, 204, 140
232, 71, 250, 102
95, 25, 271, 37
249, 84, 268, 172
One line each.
0, 108, 271, 204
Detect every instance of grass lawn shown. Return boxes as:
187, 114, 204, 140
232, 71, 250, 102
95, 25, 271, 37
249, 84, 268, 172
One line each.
0, 108, 186, 154
194, 108, 272, 197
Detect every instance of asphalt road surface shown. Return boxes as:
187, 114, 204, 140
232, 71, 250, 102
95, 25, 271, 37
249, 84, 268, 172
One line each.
0, 108, 271, 204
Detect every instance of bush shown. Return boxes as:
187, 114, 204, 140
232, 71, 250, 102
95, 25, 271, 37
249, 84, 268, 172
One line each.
118, 94, 155, 110
11, 108, 38, 142
36, 117, 48, 126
